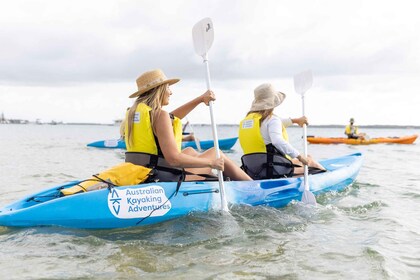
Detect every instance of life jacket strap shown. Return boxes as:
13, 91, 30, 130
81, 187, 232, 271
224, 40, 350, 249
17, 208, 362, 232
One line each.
125, 152, 220, 182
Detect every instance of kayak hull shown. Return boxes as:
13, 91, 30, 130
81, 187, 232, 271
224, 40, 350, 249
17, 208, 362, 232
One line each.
0, 153, 363, 229
87, 137, 238, 150
307, 135, 417, 145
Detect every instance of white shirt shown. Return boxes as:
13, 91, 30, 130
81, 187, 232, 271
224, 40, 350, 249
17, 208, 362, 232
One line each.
260, 115, 300, 158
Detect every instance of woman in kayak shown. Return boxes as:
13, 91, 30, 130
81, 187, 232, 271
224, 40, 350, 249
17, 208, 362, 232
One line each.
124, 69, 251, 182
238, 83, 325, 179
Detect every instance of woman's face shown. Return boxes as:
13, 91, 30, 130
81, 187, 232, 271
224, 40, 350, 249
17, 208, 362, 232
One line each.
162, 84, 172, 106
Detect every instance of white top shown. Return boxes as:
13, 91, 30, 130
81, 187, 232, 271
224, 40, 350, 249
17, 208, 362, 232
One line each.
260, 115, 300, 158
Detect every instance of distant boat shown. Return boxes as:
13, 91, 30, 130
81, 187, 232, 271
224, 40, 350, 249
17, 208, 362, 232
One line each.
113, 119, 123, 125
87, 137, 238, 150
307, 135, 418, 145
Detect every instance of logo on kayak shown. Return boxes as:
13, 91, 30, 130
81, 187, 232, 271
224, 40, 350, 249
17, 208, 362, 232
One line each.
107, 185, 171, 218
104, 139, 119, 148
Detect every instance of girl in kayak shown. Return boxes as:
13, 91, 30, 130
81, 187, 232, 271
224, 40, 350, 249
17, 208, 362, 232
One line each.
124, 69, 251, 182
238, 83, 325, 179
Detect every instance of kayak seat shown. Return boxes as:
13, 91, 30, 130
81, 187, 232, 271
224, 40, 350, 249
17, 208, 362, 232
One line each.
241, 153, 294, 180
126, 152, 184, 182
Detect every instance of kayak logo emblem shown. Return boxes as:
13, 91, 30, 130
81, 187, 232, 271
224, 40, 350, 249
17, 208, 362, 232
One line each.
107, 185, 171, 219
109, 189, 121, 214
104, 139, 119, 148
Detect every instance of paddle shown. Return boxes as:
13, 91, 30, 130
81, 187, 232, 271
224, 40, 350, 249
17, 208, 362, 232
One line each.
293, 70, 317, 206
192, 18, 228, 211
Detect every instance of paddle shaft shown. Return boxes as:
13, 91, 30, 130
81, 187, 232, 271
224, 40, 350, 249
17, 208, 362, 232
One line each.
301, 94, 309, 191
203, 54, 228, 211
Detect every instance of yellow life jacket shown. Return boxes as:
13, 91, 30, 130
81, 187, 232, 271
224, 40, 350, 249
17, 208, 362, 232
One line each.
239, 113, 266, 154
239, 113, 290, 154
239, 113, 294, 179
60, 162, 152, 196
125, 103, 182, 154
345, 124, 358, 135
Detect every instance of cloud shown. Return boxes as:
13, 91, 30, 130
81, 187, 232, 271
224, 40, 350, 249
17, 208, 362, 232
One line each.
1, 0, 419, 125
1, 0, 419, 86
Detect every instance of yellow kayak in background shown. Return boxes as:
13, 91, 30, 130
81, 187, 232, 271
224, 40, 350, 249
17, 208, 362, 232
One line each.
307, 134, 418, 145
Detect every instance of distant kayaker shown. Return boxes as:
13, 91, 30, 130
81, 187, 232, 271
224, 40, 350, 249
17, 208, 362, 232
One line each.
181, 121, 196, 142
238, 83, 325, 179
124, 69, 251, 181
119, 108, 129, 140
345, 118, 366, 140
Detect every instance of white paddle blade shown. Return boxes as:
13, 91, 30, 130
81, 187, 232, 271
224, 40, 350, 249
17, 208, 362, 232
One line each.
192, 18, 214, 57
294, 70, 313, 95
302, 190, 317, 206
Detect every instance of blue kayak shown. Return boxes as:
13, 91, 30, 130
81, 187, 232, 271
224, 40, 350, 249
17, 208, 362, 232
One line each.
86, 137, 238, 150
0, 153, 363, 229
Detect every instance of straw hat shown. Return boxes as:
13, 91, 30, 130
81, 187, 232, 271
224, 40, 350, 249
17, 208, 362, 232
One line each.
129, 69, 180, 98
250, 83, 286, 111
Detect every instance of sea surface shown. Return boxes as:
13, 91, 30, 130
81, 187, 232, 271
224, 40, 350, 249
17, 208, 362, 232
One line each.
0, 124, 419, 280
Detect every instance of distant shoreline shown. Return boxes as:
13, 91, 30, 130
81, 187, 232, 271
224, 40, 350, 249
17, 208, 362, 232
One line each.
2, 123, 419, 129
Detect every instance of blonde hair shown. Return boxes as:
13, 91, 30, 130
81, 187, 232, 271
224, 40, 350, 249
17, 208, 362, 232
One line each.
126, 84, 168, 146
246, 108, 274, 124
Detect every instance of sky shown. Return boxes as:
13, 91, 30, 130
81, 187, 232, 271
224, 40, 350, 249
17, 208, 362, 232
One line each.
1, 0, 420, 126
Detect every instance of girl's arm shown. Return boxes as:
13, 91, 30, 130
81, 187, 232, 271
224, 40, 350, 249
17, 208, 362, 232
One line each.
170, 90, 215, 119
153, 110, 223, 170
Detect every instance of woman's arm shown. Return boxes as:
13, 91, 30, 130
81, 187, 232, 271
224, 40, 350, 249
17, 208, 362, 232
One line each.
281, 116, 308, 128
291, 116, 308, 127
170, 90, 215, 119
153, 110, 223, 170
266, 117, 300, 158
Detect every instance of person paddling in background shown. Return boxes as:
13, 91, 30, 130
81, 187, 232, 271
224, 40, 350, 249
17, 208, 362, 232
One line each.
124, 69, 251, 182
119, 109, 129, 140
345, 118, 367, 140
181, 121, 196, 142
238, 83, 325, 180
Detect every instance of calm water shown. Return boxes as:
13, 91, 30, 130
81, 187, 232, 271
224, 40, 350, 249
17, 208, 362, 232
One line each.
0, 124, 419, 280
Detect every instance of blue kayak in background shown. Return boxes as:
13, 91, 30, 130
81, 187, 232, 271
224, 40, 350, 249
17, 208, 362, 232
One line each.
0, 153, 363, 229
87, 137, 238, 150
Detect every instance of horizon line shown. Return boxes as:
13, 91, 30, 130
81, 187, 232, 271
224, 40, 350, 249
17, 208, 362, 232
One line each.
2, 122, 419, 129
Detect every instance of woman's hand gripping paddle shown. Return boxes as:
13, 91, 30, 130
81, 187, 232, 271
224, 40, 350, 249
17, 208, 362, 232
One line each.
192, 18, 228, 212
294, 70, 317, 206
